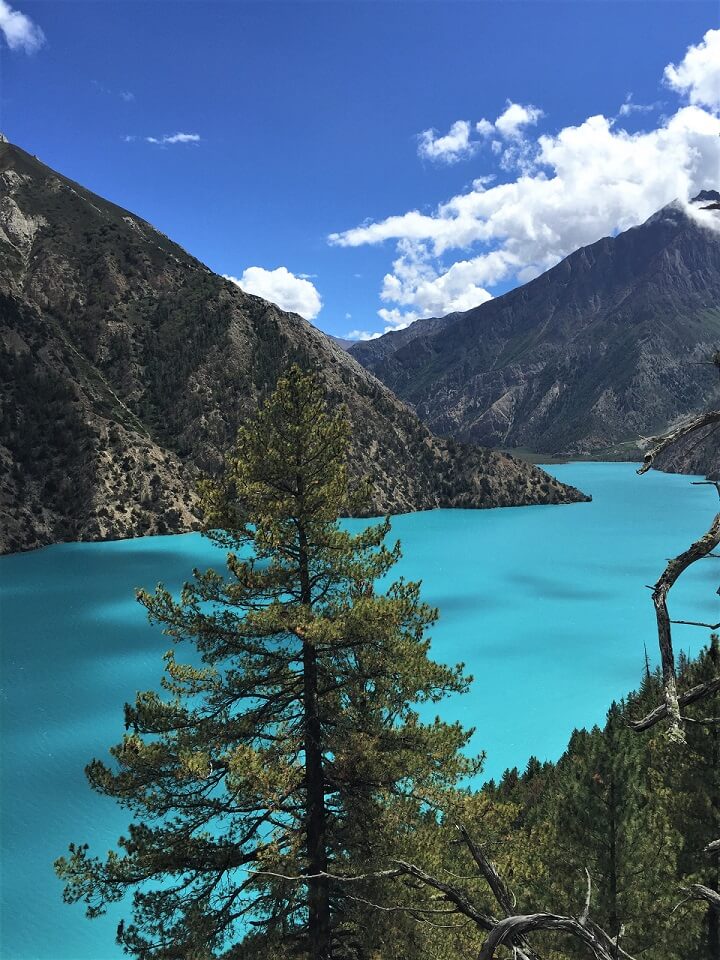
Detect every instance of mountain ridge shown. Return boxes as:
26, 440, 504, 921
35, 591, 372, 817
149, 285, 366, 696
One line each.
348, 200, 720, 475
0, 139, 586, 554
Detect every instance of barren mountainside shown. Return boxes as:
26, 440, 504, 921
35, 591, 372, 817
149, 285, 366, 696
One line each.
349, 201, 720, 472
0, 139, 586, 554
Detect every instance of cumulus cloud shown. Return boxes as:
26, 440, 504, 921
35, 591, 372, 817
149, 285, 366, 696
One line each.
418, 120, 475, 163
0, 0, 44, 53
417, 106, 542, 164
664, 28, 720, 109
373, 239, 497, 330
494, 101, 543, 139
146, 132, 201, 145
330, 31, 720, 336
225, 267, 323, 320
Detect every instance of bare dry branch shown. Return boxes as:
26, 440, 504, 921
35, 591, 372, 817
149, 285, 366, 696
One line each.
580, 869, 592, 927
637, 511, 720, 739
685, 884, 720, 911
456, 824, 514, 917
629, 676, 720, 731
669, 620, 720, 629
638, 412, 720, 475
477, 913, 630, 960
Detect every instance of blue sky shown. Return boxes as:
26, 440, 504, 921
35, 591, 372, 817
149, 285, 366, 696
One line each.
2, 1, 719, 338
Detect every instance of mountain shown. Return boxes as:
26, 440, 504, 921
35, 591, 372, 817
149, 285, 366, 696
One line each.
326, 334, 354, 350
0, 139, 586, 554
349, 202, 720, 470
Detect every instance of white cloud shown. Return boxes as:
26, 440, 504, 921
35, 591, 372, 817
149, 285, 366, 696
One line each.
332, 108, 720, 258
126, 133, 200, 146
146, 132, 201, 145
93, 80, 135, 102
416, 105, 542, 166
494, 101, 543, 139
618, 93, 658, 117
374, 239, 497, 331
0, 0, 44, 53
664, 28, 720, 110
346, 329, 382, 341
225, 266, 323, 320
418, 120, 475, 163
330, 30, 720, 338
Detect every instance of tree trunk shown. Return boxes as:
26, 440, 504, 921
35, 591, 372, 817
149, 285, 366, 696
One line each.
607, 777, 620, 954
708, 640, 719, 960
299, 519, 332, 959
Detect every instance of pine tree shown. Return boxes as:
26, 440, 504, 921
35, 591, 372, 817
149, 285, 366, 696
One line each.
663, 637, 720, 960
55, 365, 477, 960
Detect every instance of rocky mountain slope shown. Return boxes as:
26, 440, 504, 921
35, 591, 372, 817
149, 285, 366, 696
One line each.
0, 139, 585, 554
349, 200, 720, 469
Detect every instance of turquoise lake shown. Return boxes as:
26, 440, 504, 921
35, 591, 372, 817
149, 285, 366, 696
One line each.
1, 462, 719, 959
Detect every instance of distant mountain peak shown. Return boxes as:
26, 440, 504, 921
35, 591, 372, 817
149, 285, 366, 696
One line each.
349, 195, 720, 475
691, 189, 720, 204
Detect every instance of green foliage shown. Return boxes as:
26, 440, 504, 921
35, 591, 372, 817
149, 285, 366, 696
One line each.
476, 639, 720, 960
55, 365, 478, 959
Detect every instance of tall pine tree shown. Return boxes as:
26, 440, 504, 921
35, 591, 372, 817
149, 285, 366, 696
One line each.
55, 366, 477, 960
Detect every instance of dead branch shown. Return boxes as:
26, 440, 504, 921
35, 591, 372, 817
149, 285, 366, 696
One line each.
580, 868, 592, 926
685, 884, 720, 911
647, 512, 720, 739
629, 677, 720, 731
477, 913, 630, 960
638, 412, 720, 475
391, 859, 496, 932
396, 833, 637, 960
634, 399, 720, 737
669, 620, 720, 629
456, 824, 515, 916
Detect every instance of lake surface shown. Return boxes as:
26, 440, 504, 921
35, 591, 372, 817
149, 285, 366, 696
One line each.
1, 462, 718, 959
